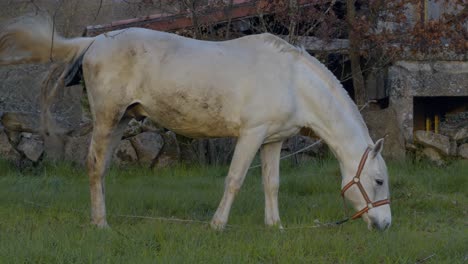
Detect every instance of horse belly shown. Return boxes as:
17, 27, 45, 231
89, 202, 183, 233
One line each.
143, 95, 241, 138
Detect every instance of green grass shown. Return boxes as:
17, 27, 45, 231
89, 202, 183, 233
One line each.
0, 158, 467, 263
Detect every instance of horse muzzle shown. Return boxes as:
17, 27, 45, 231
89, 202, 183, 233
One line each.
366, 205, 392, 231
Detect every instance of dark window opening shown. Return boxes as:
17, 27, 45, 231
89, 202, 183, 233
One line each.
413, 96, 468, 133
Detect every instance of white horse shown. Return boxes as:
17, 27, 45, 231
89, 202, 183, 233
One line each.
0, 14, 391, 230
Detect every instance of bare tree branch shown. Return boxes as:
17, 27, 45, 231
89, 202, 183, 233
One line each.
303, 0, 336, 36
224, 0, 234, 39
288, 0, 299, 44
347, 0, 366, 105
49, 0, 64, 62
93, 0, 103, 21
28, 0, 42, 14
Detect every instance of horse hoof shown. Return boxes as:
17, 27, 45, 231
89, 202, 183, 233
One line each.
268, 225, 284, 231
265, 220, 283, 230
210, 219, 226, 231
91, 220, 110, 229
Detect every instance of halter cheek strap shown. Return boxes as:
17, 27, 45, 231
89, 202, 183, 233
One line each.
341, 147, 391, 220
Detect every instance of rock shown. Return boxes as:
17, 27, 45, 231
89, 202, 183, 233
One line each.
20, 132, 33, 139
123, 119, 143, 139
129, 131, 164, 166
440, 125, 468, 142
3, 129, 21, 147
113, 139, 138, 166
444, 112, 468, 125
141, 118, 163, 133
414, 130, 451, 156
64, 132, 147, 167
1, 112, 82, 162
64, 133, 92, 166
69, 122, 93, 137
405, 143, 418, 151
43, 132, 66, 161
449, 141, 458, 156
1, 112, 40, 133
454, 127, 468, 142
152, 131, 180, 168
363, 107, 406, 160
421, 147, 445, 166
458, 144, 468, 159
17, 133, 44, 162
0, 129, 21, 161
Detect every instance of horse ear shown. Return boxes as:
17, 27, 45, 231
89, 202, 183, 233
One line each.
371, 138, 384, 159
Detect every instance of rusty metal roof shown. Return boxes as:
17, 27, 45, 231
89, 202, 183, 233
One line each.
84, 0, 315, 37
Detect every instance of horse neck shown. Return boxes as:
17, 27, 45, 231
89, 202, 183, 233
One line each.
314, 115, 371, 178
297, 60, 373, 177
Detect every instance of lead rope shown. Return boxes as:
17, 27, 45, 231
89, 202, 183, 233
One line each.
22, 199, 342, 230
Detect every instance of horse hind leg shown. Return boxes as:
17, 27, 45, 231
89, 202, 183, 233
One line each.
87, 107, 131, 228
210, 126, 267, 230
260, 141, 283, 229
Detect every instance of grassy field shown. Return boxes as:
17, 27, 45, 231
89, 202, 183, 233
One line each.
0, 157, 466, 263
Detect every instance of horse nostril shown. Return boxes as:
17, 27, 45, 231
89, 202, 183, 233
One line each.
372, 221, 390, 231
379, 221, 390, 231
384, 221, 390, 230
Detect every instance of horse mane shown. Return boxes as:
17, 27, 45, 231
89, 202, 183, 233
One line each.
261, 33, 368, 131
260, 33, 305, 56
300, 52, 368, 130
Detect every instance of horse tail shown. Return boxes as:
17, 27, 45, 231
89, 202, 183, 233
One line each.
0, 13, 94, 66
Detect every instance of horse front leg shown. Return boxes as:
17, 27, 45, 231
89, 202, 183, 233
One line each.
87, 116, 129, 228
260, 140, 283, 228
210, 126, 267, 230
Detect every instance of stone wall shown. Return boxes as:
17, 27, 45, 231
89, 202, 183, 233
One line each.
388, 61, 468, 142
385, 60, 468, 162
362, 107, 406, 160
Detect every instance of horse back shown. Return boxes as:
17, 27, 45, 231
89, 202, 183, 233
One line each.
82, 28, 301, 139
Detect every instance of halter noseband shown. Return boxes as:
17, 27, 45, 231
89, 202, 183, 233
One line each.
340, 147, 391, 220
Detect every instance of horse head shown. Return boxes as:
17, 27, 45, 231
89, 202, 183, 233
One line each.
341, 138, 392, 231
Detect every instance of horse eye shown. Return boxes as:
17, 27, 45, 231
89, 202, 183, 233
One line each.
375, 179, 384, 186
